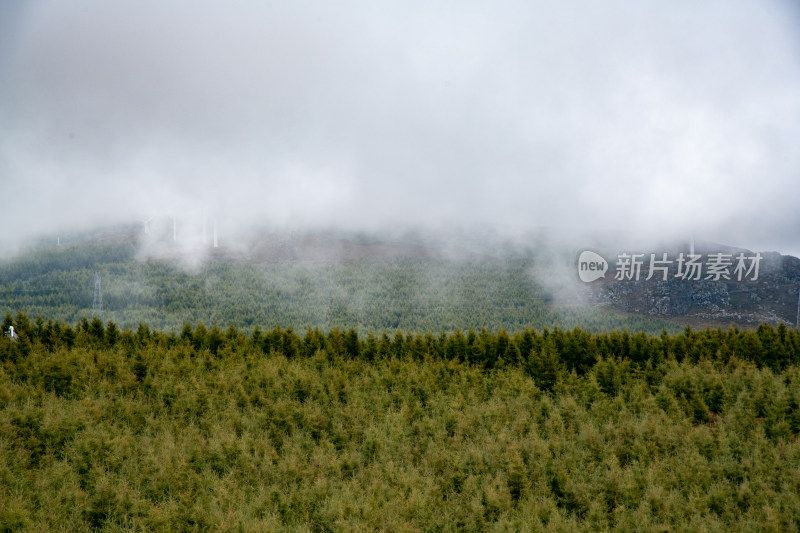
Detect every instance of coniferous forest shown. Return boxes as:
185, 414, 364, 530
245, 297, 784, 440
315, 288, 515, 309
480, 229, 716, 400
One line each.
2, 313, 800, 531
5, 0, 799, 529
0, 241, 679, 335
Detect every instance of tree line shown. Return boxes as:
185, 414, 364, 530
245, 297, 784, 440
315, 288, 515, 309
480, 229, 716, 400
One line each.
4, 312, 799, 377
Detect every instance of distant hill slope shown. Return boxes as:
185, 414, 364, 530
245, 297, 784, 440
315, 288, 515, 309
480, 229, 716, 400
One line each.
578, 242, 800, 328
0, 230, 679, 334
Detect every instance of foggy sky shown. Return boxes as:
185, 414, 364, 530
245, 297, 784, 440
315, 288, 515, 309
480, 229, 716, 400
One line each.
1, 0, 799, 256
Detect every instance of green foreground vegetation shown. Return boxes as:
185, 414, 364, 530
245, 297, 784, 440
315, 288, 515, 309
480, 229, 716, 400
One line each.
2, 316, 800, 531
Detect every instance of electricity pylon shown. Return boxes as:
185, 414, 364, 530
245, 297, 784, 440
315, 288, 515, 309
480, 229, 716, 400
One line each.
92, 271, 104, 321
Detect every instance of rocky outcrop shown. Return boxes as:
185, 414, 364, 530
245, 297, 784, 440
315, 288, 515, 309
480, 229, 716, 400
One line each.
585, 251, 800, 326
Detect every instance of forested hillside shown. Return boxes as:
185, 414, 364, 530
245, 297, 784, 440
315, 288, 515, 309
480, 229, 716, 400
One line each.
0, 239, 678, 334
1, 319, 799, 530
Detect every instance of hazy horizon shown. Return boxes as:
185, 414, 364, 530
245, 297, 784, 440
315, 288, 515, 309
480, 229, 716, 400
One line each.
2, 1, 799, 257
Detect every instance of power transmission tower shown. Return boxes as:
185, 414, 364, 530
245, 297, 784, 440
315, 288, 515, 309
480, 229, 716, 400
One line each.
213, 217, 218, 248
93, 271, 104, 321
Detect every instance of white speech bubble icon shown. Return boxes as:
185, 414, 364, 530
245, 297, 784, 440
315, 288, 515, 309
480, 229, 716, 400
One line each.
577, 250, 608, 282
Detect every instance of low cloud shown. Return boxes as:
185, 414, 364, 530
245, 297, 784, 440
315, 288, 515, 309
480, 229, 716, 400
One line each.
1, 0, 799, 256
